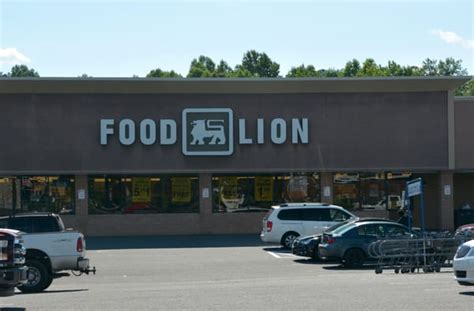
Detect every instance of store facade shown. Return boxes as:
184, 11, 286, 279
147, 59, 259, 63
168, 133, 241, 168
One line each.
0, 77, 472, 236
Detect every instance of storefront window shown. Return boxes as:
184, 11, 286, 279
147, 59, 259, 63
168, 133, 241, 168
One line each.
88, 175, 199, 214
333, 173, 359, 210
386, 172, 412, 210
212, 173, 320, 213
334, 172, 412, 211
20, 176, 75, 214
0, 177, 14, 216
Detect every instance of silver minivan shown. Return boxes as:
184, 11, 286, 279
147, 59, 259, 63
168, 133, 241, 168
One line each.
260, 203, 356, 248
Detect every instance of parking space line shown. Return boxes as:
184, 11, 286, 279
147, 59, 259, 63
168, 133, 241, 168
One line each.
267, 251, 282, 258
266, 251, 300, 259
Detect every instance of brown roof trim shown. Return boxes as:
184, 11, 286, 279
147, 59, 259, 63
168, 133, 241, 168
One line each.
0, 76, 470, 94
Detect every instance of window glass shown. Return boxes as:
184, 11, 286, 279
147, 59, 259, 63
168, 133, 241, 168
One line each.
9, 218, 31, 233
357, 224, 385, 238
329, 209, 351, 222
88, 175, 199, 214
300, 208, 330, 221
277, 209, 301, 220
331, 223, 356, 235
385, 224, 410, 237
212, 173, 320, 213
0, 177, 14, 216
19, 176, 75, 215
334, 172, 412, 211
0, 218, 8, 228
386, 172, 412, 210
358, 173, 386, 210
333, 173, 359, 210
33, 217, 59, 233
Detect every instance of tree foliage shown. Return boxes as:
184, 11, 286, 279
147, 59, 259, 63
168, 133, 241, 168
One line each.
8, 65, 40, 77
239, 50, 280, 77
146, 68, 182, 78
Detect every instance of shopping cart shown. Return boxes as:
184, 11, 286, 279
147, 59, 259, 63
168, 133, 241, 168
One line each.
369, 233, 464, 274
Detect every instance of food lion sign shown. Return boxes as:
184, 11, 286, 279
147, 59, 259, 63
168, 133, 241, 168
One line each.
100, 108, 309, 156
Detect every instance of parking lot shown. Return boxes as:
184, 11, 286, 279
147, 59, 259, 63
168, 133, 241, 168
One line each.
1, 234, 473, 311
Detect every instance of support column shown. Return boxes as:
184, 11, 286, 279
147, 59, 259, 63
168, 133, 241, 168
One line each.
73, 175, 89, 235
320, 172, 333, 204
199, 173, 212, 214
439, 171, 454, 231
75, 175, 88, 216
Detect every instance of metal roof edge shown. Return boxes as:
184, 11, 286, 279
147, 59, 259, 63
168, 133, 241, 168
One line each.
0, 76, 470, 94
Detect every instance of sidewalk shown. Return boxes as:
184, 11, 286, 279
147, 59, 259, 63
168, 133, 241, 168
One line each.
86, 233, 268, 250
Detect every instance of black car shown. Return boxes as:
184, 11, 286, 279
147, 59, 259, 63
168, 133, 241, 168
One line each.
292, 218, 397, 260
318, 220, 414, 267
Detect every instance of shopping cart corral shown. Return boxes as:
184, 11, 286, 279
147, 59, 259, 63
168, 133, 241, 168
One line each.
369, 233, 464, 274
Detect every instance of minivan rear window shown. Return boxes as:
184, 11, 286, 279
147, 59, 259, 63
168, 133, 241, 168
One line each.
277, 209, 301, 220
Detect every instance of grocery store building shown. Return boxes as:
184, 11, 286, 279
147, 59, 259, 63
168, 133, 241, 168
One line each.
0, 77, 473, 236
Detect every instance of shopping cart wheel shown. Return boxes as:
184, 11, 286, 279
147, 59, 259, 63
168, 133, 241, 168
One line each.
423, 267, 434, 273
394, 268, 399, 274
375, 267, 383, 274
401, 268, 409, 274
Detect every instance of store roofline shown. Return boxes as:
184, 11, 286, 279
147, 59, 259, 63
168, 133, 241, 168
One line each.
0, 76, 471, 94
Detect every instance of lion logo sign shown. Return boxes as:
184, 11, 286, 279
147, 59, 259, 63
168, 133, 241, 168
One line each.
190, 119, 226, 145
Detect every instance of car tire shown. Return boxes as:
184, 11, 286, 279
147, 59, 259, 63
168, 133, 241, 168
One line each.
0, 287, 15, 297
281, 232, 299, 249
343, 248, 366, 268
18, 259, 52, 293
310, 247, 321, 261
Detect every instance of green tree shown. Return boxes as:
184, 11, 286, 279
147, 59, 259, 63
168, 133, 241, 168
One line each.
240, 50, 280, 77
384, 60, 403, 76
421, 58, 438, 76
358, 58, 385, 76
318, 68, 341, 77
437, 57, 468, 76
215, 60, 233, 77
455, 79, 474, 96
9, 65, 39, 77
286, 64, 319, 77
146, 68, 182, 78
187, 56, 216, 77
231, 66, 253, 78
400, 65, 423, 76
343, 59, 361, 77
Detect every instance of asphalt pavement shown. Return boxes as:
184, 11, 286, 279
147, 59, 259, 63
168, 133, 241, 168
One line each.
0, 234, 472, 311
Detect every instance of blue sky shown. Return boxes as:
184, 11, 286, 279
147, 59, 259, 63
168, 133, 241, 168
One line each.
0, 0, 472, 77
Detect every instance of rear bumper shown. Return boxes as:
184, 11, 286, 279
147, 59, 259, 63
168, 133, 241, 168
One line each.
0, 266, 27, 287
76, 257, 96, 275
260, 232, 278, 243
318, 244, 343, 261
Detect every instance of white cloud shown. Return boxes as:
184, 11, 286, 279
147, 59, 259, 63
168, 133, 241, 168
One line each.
431, 30, 474, 49
0, 48, 31, 65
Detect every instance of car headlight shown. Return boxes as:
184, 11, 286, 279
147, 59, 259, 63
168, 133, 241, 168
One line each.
456, 245, 474, 258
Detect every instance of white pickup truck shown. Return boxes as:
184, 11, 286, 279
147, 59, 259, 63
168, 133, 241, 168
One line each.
0, 213, 95, 293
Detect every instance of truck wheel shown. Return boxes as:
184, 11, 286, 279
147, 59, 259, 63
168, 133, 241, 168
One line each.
0, 287, 15, 297
18, 259, 52, 293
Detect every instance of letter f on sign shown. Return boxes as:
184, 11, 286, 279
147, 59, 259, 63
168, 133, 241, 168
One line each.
100, 119, 115, 145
